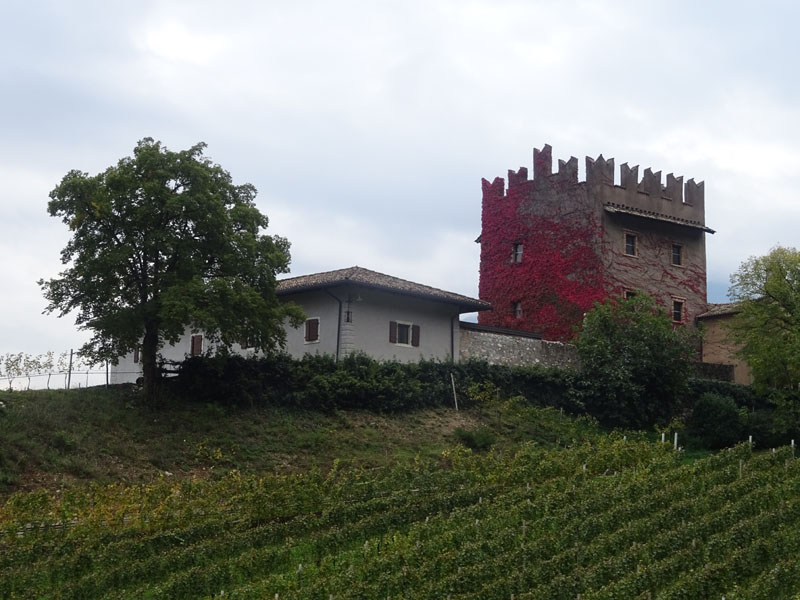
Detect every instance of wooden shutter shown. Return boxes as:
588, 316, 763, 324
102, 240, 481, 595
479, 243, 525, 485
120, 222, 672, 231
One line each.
411, 324, 420, 347
305, 318, 319, 342
389, 321, 397, 343
191, 335, 203, 356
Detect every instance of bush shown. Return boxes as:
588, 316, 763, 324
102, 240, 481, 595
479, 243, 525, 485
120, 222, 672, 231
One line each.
575, 294, 698, 429
454, 427, 496, 450
686, 393, 744, 450
173, 354, 580, 413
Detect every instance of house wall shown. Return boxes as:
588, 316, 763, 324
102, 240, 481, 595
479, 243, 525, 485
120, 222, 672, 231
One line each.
282, 290, 342, 358
282, 285, 461, 362
110, 327, 253, 385
478, 144, 710, 339
700, 315, 753, 386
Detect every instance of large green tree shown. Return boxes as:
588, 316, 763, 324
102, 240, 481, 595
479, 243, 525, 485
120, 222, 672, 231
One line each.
40, 139, 304, 403
575, 294, 698, 428
728, 246, 800, 391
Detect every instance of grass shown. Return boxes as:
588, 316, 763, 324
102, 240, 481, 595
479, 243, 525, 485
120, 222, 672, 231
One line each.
0, 385, 607, 497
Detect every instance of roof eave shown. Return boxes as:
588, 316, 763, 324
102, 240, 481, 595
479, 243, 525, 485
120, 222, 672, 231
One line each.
604, 204, 715, 234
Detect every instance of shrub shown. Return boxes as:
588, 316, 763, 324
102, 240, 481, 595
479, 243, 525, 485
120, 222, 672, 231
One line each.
686, 393, 744, 449
575, 294, 698, 429
454, 427, 496, 450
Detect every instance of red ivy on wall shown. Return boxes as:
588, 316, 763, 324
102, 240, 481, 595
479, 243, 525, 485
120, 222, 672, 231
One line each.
478, 178, 606, 341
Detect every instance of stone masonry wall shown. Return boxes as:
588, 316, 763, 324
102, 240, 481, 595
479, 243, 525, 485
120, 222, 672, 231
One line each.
459, 324, 579, 369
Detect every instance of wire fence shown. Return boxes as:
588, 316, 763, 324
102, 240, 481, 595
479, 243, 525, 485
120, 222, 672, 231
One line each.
0, 350, 140, 391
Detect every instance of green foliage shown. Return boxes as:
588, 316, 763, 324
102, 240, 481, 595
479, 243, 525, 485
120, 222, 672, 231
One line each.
3, 441, 800, 599
575, 294, 699, 429
728, 245, 800, 391
454, 427, 496, 450
175, 353, 579, 414
685, 393, 744, 450
38, 139, 303, 403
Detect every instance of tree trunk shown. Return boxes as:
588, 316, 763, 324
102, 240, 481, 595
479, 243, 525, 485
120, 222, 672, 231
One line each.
141, 321, 160, 405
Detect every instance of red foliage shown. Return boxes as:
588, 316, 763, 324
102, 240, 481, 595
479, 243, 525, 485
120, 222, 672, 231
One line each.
478, 178, 606, 341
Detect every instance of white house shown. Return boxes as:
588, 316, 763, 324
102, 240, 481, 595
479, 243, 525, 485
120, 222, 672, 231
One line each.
110, 266, 491, 384
278, 266, 490, 362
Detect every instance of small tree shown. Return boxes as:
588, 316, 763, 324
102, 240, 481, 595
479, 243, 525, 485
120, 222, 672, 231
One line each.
728, 246, 800, 391
575, 294, 698, 428
39, 139, 304, 403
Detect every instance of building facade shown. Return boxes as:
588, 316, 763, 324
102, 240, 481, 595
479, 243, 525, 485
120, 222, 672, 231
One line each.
478, 143, 713, 340
110, 266, 492, 384
276, 266, 490, 362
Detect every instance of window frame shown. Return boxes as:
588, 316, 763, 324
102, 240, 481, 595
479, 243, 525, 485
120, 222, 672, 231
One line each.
389, 320, 420, 347
511, 242, 524, 263
304, 317, 320, 344
671, 298, 685, 324
623, 231, 638, 257
671, 243, 684, 267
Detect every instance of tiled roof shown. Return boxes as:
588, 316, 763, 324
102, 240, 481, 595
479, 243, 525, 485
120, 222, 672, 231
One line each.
697, 302, 742, 319
277, 266, 492, 313
604, 203, 715, 233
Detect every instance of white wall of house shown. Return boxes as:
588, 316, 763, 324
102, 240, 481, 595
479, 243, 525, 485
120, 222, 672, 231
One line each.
281, 285, 461, 362
282, 290, 342, 358
111, 284, 466, 384
110, 327, 253, 384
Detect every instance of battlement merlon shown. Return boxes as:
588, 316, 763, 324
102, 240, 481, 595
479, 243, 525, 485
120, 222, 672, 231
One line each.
484, 144, 709, 228
536, 144, 706, 225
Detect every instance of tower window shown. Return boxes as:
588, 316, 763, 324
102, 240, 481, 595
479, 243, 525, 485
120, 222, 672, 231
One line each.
511, 243, 523, 263
624, 233, 638, 256
672, 244, 683, 266
672, 300, 684, 324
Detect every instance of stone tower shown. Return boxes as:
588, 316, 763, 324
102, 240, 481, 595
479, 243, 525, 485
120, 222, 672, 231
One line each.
478, 144, 713, 340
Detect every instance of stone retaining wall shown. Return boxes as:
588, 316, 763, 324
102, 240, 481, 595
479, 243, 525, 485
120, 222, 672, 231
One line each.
459, 322, 579, 369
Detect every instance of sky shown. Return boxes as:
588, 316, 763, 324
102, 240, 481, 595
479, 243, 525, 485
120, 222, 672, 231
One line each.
1, 0, 799, 357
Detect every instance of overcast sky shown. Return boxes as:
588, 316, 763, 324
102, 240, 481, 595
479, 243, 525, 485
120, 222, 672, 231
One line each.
2, 0, 798, 356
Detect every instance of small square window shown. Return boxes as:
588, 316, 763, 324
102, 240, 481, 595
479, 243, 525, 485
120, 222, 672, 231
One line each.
390, 321, 420, 347
624, 233, 638, 256
624, 290, 636, 300
672, 244, 683, 266
511, 243, 523, 263
672, 300, 684, 323
304, 318, 320, 343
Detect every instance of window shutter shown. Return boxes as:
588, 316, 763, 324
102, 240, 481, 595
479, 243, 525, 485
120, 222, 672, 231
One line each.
133, 348, 140, 364
389, 321, 397, 343
411, 324, 420, 347
191, 335, 203, 356
305, 318, 319, 342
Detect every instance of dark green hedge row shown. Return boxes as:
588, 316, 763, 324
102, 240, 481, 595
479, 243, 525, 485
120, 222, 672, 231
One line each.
171, 353, 578, 413
169, 354, 800, 450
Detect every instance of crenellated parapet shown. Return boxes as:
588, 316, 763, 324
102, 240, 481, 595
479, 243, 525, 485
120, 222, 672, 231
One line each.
489, 143, 708, 229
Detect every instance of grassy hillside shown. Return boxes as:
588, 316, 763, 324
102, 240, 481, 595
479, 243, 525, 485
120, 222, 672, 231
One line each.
2, 439, 798, 599
0, 386, 604, 496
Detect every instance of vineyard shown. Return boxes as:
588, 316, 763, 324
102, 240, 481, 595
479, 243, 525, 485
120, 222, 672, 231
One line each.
2, 438, 800, 598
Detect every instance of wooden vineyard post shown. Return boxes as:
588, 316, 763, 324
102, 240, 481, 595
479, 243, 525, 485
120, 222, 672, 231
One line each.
450, 373, 458, 412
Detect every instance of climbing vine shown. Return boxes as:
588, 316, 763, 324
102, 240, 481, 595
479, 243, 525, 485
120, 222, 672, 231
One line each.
478, 177, 606, 340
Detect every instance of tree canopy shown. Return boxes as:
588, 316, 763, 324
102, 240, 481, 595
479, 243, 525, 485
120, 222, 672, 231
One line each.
575, 294, 698, 429
728, 246, 800, 391
39, 138, 304, 402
